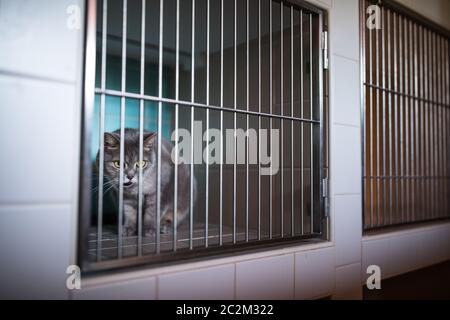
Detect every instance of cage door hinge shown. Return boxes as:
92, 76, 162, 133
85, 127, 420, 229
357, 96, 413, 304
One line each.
322, 31, 329, 70
322, 177, 329, 217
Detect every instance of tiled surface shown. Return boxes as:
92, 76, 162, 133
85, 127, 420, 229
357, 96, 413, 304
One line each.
295, 247, 335, 299
0, 0, 84, 82
0, 205, 72, 299
236, 255, 294, 300
332, 55, 360, 127
158, 265, 235, 300
330, 0, 359, 61
363, 225, 450, 281
331, 125, 362, 195
0, 76, 77, 204
334, 195, 362, 267
362, 237, 392, 282
73, 277, 156, 300
334, 263, 362, 300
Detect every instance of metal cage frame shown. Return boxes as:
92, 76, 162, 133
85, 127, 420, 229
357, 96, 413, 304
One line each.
79, 0, 329, 273
360, 0, 450, 232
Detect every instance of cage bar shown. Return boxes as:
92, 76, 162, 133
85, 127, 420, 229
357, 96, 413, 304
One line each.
173, 0, 179, 251
118, 0, 128, 258
97, 0, 108, 261
138, 0, 146, 256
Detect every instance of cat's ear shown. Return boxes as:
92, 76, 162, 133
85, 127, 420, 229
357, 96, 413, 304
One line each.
143, 132, 157, 150
104, 132, 119, 150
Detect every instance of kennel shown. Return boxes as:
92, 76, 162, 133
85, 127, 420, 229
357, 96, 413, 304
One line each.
360, 0, 450, 231
79, 0, 329, 272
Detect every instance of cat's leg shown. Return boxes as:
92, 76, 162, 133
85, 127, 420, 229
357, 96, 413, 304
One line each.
122, 202, 137, 237
160, 208, 174, 234
143, 198, 157, 238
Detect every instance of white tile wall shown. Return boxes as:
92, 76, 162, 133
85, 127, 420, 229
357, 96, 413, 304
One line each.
0, 76, 77, 204
0, 0, 83, 83
362, 237, 392, 281
332, 55, 360, 127
362, 223, 450, 281
73, 278, 156, 300
236, 255, 294, 300
330, 0, 360, 61
295, 247, 335, 299
334, 195, 362, 266
0, 0, 84, 300
334, 263, 362, 300
0, 205, 72, 299
158, 265, 235, 300
331, 125, 362, 195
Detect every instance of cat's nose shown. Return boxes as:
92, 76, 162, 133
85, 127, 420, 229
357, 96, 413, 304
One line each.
126, 172, 135, 180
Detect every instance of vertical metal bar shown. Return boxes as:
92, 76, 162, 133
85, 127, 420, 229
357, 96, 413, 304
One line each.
118, 0, 127, 258
156, 0, 163, 254
403, 17, 409, 223
434, 33, 438, 218
317, 10, 324, 236
368, 10, 373, 228
419, 25, 424, 221
138, 0, 146, 256
190, 0, 195, 250
309, 13, 313, 234
300, 10, 304, 235
372, 10, 381, 226
205, 0, 210, 248
424, 29, 429, 221
437, 35, 442, 218
280, 3, 284, 237
219, 0, 224, 245
444, 38, 448, 217
97, 0, 108, 261
393, 11, 398, 225
434, 32, 438, 219
246, 0, 250, 242
290, 5, 294, 236
411, 20, 414, 221
414, 21, 419, 222
399, 14, 404, 224
445, 38, 449, 217
381, 7, 386, 226
269, 0, 273, 239
233, 0, 237, 244
439, 35, 442, 217
258, 0, 262, 241
427, 29, 432, 221
387, 8, 393, 226
173, 0, 179, 251
430, 31, 434, 219
360, 0, 367, 230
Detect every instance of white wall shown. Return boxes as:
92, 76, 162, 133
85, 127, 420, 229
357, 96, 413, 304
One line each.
0, 0, 84, 299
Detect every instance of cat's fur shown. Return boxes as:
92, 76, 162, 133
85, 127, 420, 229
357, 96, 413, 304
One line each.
97, 128, 195, 237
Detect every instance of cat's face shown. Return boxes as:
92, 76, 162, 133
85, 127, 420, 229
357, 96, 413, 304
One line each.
101, 129, 157, 196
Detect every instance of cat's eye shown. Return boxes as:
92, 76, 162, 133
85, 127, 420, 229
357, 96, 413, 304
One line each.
136, 160, 148, 169
112, 161, 121, 169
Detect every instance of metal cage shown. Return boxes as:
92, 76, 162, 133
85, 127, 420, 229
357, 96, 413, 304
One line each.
360, 0, 450, 231
79, 0, 328, 272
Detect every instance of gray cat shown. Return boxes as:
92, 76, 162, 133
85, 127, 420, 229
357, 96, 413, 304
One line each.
97, 128, 195, 238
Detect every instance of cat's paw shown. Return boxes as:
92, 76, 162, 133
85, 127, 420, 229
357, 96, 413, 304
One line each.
122, 226, 136, 237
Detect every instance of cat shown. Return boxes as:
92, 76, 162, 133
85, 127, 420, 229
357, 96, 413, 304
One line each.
97, 128, 195, 238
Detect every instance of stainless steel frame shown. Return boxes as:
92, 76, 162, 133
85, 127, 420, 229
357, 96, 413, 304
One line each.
79, 0, 328, 273
360, 0, 450, 231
